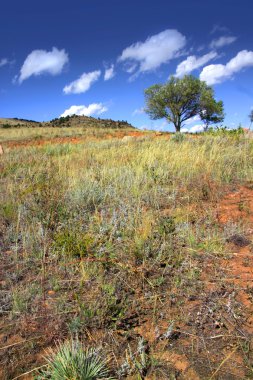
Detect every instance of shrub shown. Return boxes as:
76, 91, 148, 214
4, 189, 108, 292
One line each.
207, 125, 245, 136
171, 132, 186, 142
53, 230, 93, 257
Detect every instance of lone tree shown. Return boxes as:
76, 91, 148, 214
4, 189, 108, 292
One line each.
144, 75, 224, 132
249, 110, 253, 129
199, 87, 224, 131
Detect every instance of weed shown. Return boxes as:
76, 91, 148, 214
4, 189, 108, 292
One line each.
53, 230, 93, 258
117, 338, 151, 379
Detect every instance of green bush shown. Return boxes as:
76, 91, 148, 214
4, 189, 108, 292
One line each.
171, 132, 186, 142
207, 125, 245, 136
53, 230, 93, 257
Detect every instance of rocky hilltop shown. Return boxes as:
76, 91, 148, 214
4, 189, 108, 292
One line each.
0, 115, 135, 129
48, 114, 134, 129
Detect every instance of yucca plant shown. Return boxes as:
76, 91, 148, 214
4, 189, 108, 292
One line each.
36, 339, 113, 380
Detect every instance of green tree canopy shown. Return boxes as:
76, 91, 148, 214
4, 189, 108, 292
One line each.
144, 75, 224, 132
199, 88, 224, 131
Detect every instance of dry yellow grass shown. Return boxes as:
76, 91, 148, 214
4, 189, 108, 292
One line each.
1, 129, 253, 379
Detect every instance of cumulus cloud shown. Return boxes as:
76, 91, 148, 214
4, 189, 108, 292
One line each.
60, 103, 108, 118
189, 124, 205, 133
175, 51, 217, 77
210, 36, 237, 49
200, 50, 253, 85
18, 47, 68, 83
63, 70, 101, 94
184, 115, 201, 125
104, 65, 115, 80
181, 124, 205, 133
118, 29, 186, 76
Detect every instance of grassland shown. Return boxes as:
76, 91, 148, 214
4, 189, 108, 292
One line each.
1, 127, 253, 379
0, 126, 139, 143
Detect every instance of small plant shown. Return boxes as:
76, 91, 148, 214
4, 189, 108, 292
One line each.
157, 216, 176, 235
53, 230, 93, 258
207, 125, 245, 136
117, 337, 150, 379
12, 289, 28, 315
67, 316, 84, 334
36, 338, 113, 379
171, 132, 185, 142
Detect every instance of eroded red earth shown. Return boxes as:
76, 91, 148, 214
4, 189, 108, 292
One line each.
1, 169, 253, 378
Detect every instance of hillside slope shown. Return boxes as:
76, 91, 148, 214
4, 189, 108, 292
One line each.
48, 115, 135, 129
0, 117, 40, 128
0, 115, 135, 129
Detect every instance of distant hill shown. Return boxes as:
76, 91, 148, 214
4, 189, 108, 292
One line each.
0, 115, 135, 129
48, 115, 135, 129
0, 118, 41, 128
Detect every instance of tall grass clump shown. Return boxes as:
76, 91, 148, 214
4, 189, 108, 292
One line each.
37, 339, 113, 380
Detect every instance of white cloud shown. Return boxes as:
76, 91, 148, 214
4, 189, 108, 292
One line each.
181, 124, 205, 133
118, 29, 186, 75
18, 47, 68, 83
104, 65, 115, 80
175, 51, 217, 77
125, 63, 138, 73
63, 70, 101, 94
0, 58, 9, 67
181, 128, 189, 133
184, 115, 201, 125
132, 107, 145, 116
210, 25, 230, 35
210, 36, 237, 49
60, 103, 108, 117
189, 124, 205, 133
200, 50, 253, 85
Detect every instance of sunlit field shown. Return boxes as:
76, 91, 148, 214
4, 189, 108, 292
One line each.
1, 129, 253, 379
0, 126, 138, 143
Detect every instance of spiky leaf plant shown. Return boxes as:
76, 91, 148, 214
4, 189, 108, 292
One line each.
36, 339, 113, 380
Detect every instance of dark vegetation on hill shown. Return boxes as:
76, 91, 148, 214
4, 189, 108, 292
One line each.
49, 114, 135, 129
0, 115, 135, 129
0, 118, 41, 129
13, 117, 39, 123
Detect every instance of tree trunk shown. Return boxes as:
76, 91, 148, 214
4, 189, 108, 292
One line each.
171, 116, 181, 132
204, 122, 209, 132
175, 123, 181, 132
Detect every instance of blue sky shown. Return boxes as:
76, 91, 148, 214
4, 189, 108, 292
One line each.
1, 0, 253, 131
